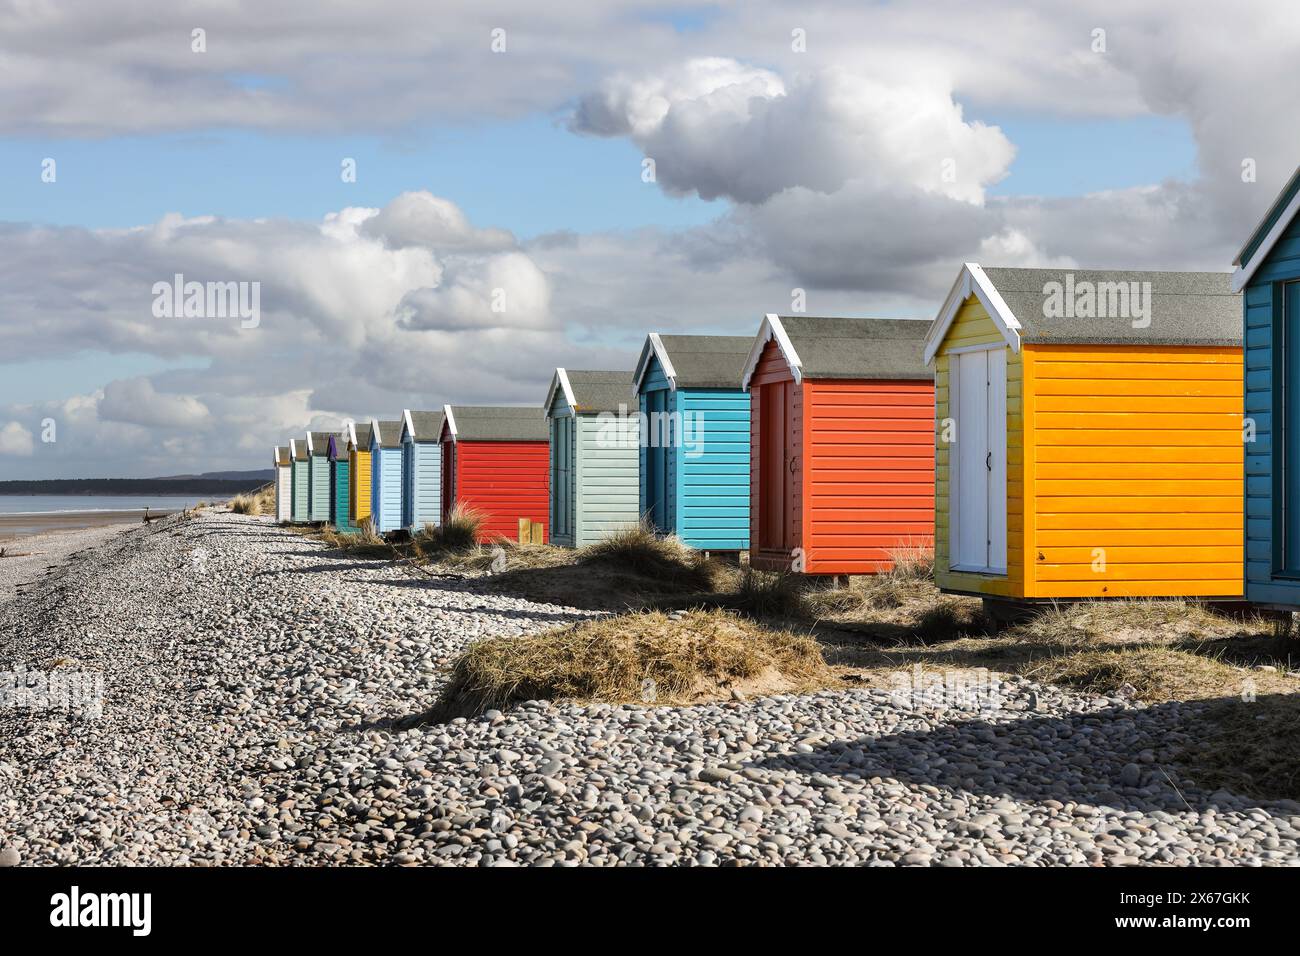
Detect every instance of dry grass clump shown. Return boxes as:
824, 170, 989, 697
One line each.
577, 524, 724, 593
228, 484, 275, 515
412, 504, 488, 557
1012, 599, 1227, 648
321, 522, 392, 558
734, 568, 808, 619
228, 493, 260, 515
1020, 645, 1253, 705
429, 608, 833, 719
1174, 695, 1300, 801
912, 600, 995, 644
808, 545, 936, 615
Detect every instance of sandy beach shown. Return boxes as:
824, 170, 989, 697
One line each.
0, 509, 186, 545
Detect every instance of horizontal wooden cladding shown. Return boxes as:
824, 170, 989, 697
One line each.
1036, 412, 1241, 430
1035, 462, 1240, 479
1036, 429, 1241, 447
1034, 444, 1242, 463
1036, 479, 1241, 497
1036, 563, 1240, 582
1025, 343, 1243, 599
454, 439, 549, 542
804, 377, 934, 575
1036, 528, 1242, 546
1036, 395, 1241, 414
1033, 377, 1241, 397
1034, 580, 1242, 599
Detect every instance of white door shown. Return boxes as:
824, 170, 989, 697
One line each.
951, 348, 1007, 574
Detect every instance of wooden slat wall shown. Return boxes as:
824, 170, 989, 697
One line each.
456, 440, 550, 543
350, 448, 371, 525
291, 460, 309, 523
1244, 213, 1300, 605
370, 445, 404, 533
934, 296, 1024, 596
803, 379, 935, 574
1026, 344, 1243, 598
576, 413, 640, 548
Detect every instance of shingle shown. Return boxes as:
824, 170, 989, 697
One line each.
563, 370, 635, 414
655, 335, 752, 388
275, 446, 290, 466
308, 430, 341, 455
447, 405, 548, 441
351, 422, 372, 450
372, 420, 403, 449
981, 267, 1241, 346
405, 410, 445, 442
773, 316, 931, 379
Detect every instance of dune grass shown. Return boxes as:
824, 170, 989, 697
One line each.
430, 608, 834, 719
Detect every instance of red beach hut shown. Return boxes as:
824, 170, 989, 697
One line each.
440, 405, 550, 543
740, 315, 935, 577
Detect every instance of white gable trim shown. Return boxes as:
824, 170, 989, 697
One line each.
632, 332, 678, 392
304, 432, 315, 455
1232, 185, 1300, 292
442, 404, 458, 442
740, 313, 804, 390
402, 408, 415, 443
922, 262, 1022, 366
272, 445, 280, 467
346, 420, 358, 448
369, 418, 383, 448
289, 438, 298, 459
545, 368, 577, 416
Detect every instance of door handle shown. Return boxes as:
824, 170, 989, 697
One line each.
986, 452, 992, 472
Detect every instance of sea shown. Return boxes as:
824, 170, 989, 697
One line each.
0, 494, 211, 516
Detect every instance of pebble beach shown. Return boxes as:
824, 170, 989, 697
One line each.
1, 511, 1298, 866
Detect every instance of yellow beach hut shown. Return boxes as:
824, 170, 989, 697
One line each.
923, 264, 1243, 602
347, 421, 373, 529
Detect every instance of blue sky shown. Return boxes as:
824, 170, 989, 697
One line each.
0, 114, 1196, 232
3, 0, 1280, 479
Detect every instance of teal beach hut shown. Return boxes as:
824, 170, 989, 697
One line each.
1233, 165, 1300, 606
328, 432, 356, 532
369, 419, 405, 534
289, 438, 309, 523
545, 368, 639, 548
401, 409, 445, 533
632, 334, 752, 552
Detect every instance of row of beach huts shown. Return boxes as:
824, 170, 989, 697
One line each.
272, 169, 1300, 610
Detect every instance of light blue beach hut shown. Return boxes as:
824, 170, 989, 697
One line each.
369, 419, 405, 534
632, 334, 752, 552
305, 431, 340, 524
544, 369, 640, 548
400, 409, 445, 532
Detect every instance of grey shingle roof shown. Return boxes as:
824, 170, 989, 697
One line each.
405, 410, 445, 442
350, 422, 372, 450
773, 316, 931, 380
645, 334, 752, 389
982, 268, 1241, 346
291, 440, 308, 461
308, 431, 341, 456
551, 369, 634, 414
371, 420, 403, 449
447, 405, 548, 441
275, 446, 290, 467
